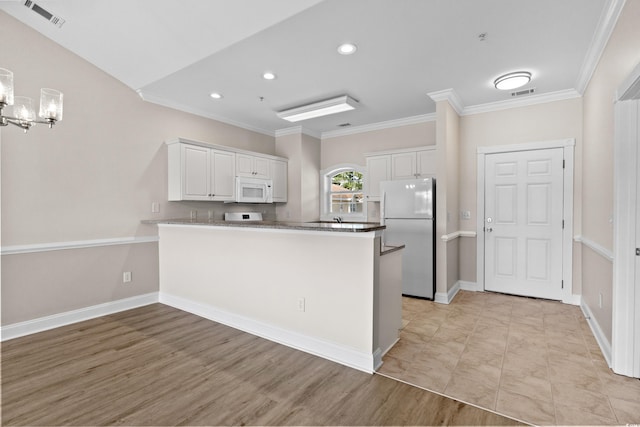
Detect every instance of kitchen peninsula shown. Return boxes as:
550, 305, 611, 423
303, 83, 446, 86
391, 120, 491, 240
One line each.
147, 219, 403, 373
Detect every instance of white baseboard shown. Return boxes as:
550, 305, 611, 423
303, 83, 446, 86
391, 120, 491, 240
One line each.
434, 281, 461, 304
580, 298, 612, 367
159, 292, 376, 374
563, 294, 582, 306
1, 293, 159, 342
458, 280, 480, 292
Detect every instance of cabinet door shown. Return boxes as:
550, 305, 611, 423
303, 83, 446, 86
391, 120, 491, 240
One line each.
211, 150, 236, 201
236, 154, 254, 177
270, 159, 288, 202
182, 144, 211, 200
253, 157, 270, 179
416, 149, 437, 177
366, 155, 391, 201
391, 152, 417, 180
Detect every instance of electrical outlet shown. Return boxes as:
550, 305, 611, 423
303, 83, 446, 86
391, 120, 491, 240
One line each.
461, 210, 471, 220
123, 271, 132, 283
297, 297, 305, 312
151, 202, 160, 213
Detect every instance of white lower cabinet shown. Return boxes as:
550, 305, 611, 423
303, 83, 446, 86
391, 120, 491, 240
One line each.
168, 143, 235, 201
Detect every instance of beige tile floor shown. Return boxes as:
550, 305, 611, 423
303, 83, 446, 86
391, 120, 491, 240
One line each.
377, 290, 640, 426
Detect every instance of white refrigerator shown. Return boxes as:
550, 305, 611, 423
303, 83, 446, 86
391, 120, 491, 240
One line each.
380, 178, 435, 299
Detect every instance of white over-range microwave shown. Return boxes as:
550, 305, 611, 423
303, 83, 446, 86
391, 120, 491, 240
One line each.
235, 176, 273, 203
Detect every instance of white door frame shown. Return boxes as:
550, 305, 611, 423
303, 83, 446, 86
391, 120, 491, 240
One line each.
612, 61, 640, 378
476, 139, 576, 304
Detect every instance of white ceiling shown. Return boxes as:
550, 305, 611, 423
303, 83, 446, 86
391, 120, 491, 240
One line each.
1, 0, 616, 137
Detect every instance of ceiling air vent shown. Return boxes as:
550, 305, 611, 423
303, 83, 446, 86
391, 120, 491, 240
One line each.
23, 0, 66, 28
511, 88, 536, 97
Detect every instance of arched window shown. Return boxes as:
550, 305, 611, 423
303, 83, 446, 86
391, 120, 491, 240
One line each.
320, 164, 367, 221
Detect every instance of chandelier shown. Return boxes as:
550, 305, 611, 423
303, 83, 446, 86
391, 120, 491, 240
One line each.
0, 67, 63, 133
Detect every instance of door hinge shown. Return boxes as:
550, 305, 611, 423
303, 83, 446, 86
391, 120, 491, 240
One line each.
636, 248, 640, 256
561, 280, 564, 289
563, 159, 565, 169
562, 220, 565, 229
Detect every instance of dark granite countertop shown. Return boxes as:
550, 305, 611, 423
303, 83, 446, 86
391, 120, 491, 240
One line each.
142, 218, 385, 233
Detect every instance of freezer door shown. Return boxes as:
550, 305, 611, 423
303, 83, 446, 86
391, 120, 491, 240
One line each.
384, 218, 435, 299
380, 178, 434, 219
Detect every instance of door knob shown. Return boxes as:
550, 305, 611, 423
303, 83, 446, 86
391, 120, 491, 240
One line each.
487, 227, 493, 233
486, 217, 493, 223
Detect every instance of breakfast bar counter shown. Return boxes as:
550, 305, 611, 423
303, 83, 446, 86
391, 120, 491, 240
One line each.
149, 219, 402, 373
143, 218, 385, 233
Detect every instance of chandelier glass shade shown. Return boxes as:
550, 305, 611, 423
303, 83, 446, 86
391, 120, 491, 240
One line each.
0, 67, 63, 132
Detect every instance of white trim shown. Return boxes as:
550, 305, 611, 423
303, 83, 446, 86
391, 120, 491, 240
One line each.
427, 89, 464, 116
440, 230, 477, 242
617, 60, 640, 101
476, 139, 574, 303
581, 298, 613, 367
576, 0, 627, 94
477, 138, 575, 154
321, 114, 436, 140
434, 281, 460, 304
574, 235, 614, 261
1, 235, 159, 255
0, 293, 159, 341
612, 96, 640, 377
158, 223, 381, 239
458, 280, 480, 292
463, 89, 581, 116
364, 145, 435, 158
165, 137, 287, 162
275, 126, 321, 139
373, 347, 384, 371
159, 292, 376, 374
137, 90, 274, 137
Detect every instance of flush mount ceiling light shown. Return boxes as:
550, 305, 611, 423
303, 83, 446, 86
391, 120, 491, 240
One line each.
0, 67, 63, 133
277, 95, 358, 122
337, 43, 357, 55
263, 72, 276, 80
210, 92, 223, 99
494, 71, 532, 90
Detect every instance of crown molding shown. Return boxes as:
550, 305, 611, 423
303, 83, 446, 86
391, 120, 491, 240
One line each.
137, 90, 275, 137
274, 126, 321, 139
321, 113, 436, 140
575, 0, 627, 94
462, 89, 582, 116
427, 88, 464, 116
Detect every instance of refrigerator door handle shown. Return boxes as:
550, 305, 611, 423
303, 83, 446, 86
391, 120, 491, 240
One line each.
381, 191, 387, 224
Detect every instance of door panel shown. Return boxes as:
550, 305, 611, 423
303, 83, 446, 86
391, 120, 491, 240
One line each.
485, 148, 564, 300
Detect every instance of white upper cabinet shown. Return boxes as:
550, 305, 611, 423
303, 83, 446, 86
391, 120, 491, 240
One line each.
416, 149, 437, 177
365, 146, 436, 201
365, 155, 391, 201
210, 150, 236, 200
270, 159, 288, 203
391, 152, 417, 180
237, 153, 270, 179
168, 143, 236, 201
166, 138, 287, 203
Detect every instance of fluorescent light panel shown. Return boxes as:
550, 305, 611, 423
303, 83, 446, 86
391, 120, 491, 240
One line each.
277, 95, 358, 122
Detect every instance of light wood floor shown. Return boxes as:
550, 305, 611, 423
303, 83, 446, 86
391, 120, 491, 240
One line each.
1, 303, 521, 426
378, 291, 640, 426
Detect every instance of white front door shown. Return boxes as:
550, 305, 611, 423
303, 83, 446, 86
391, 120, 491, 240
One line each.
484, 148, 564, 300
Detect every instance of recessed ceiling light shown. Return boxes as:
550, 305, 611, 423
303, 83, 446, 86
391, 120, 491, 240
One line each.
337, 43, 357, 55
494, 71, 531, 90
210, 92, 223, 99
263, 72, 276, 80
